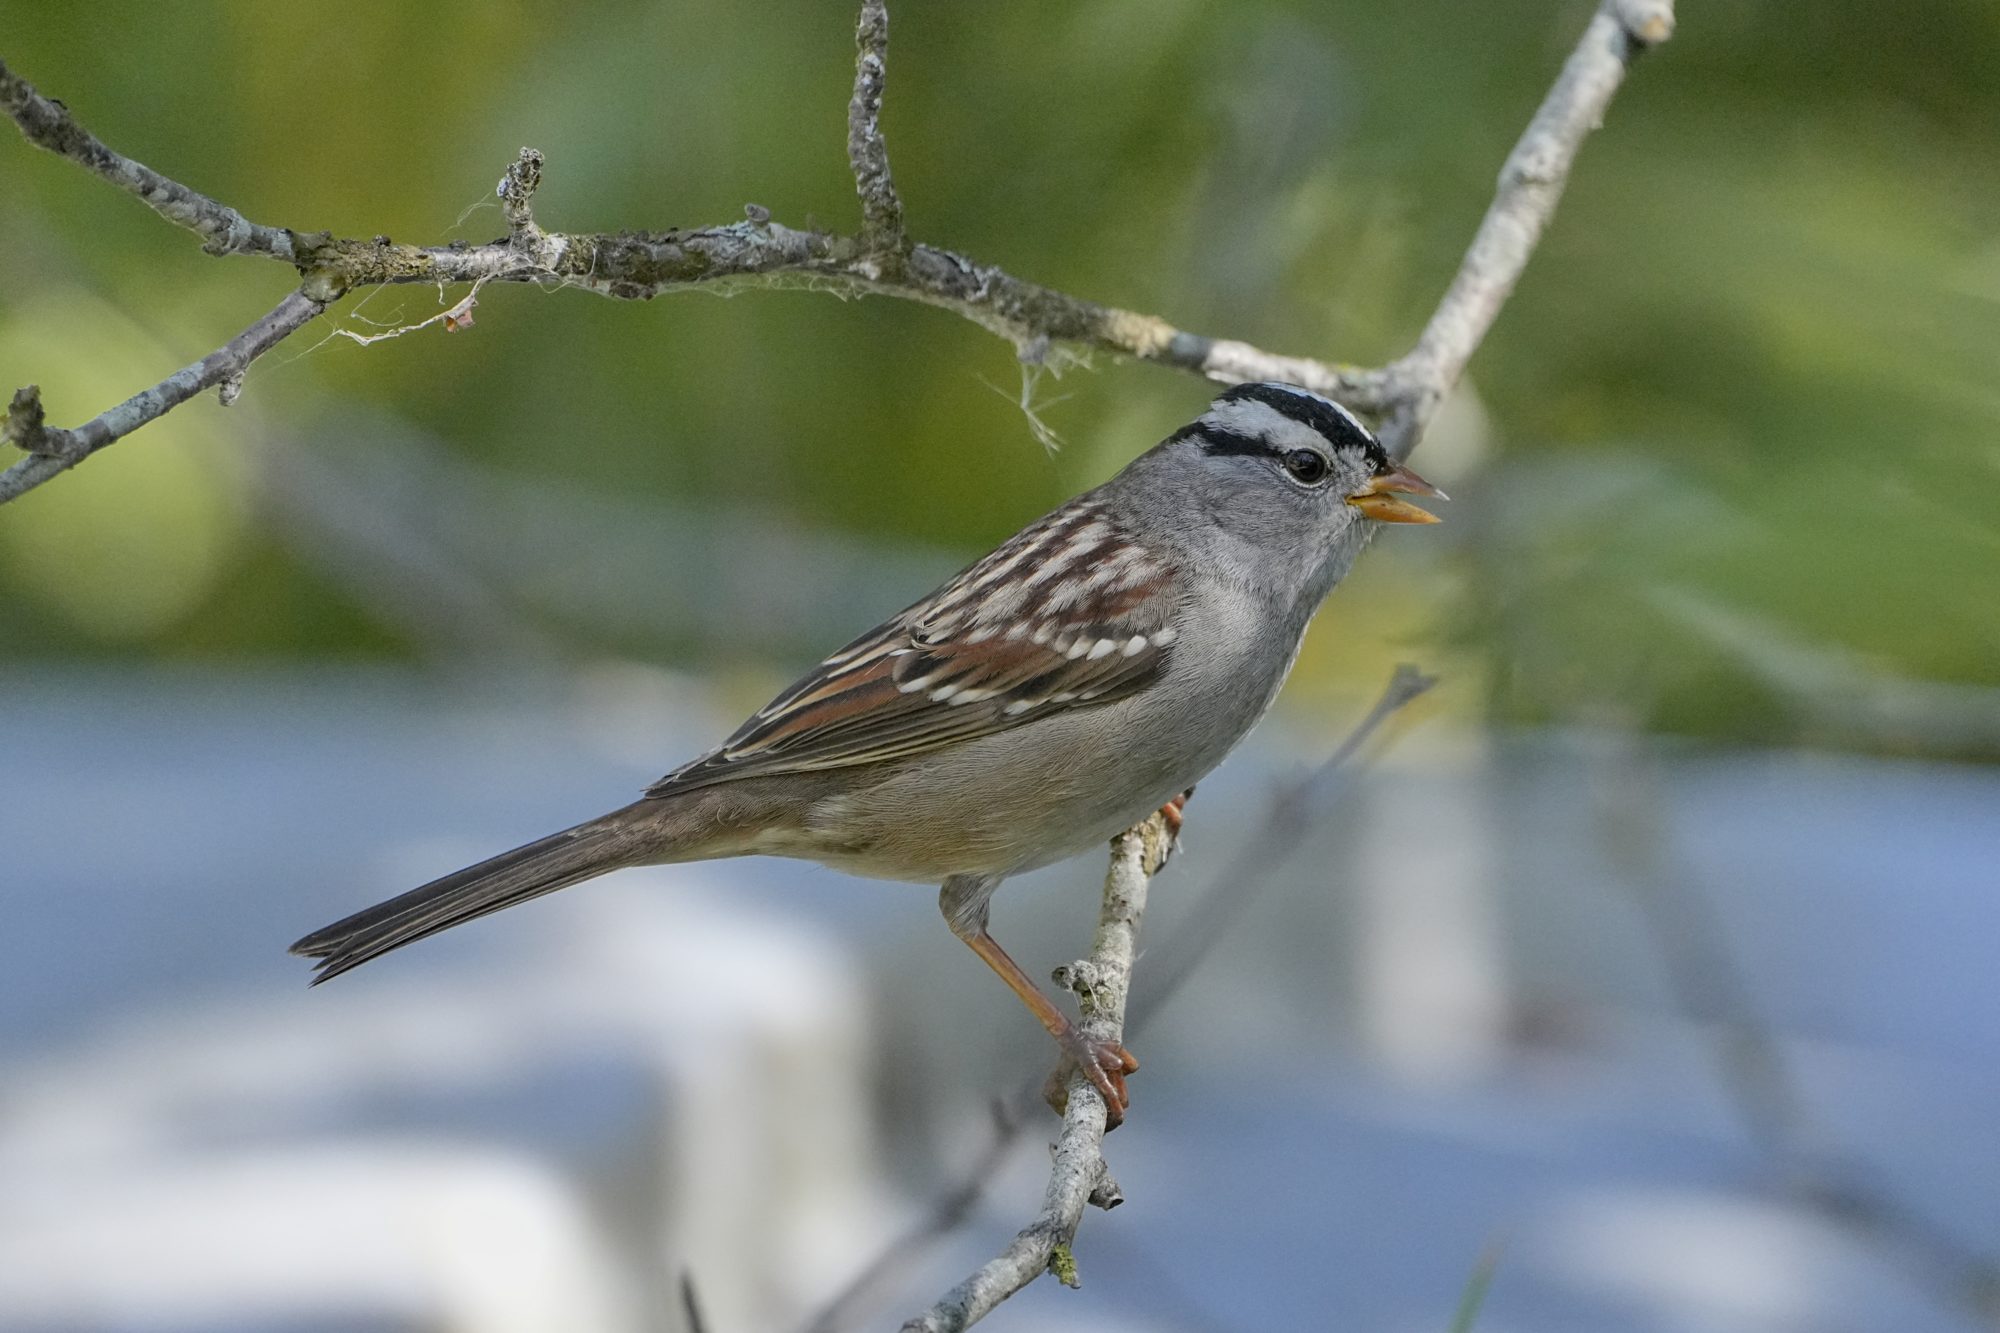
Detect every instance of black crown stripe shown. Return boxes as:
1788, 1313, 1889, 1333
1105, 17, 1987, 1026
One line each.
1178, 424, 1272, 459
1212, 382, 1388, 470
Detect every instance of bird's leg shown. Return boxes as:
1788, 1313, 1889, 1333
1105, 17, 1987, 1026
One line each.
965, 929, 1140, 1124
939, 875, 1139, 1123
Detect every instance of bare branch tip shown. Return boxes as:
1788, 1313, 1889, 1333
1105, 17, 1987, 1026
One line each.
4, 383, 71, 460
5, 382, 45, 432
498, 147, 545, 236
1051, 959, 1102, 1000
1087, 1164, 1124, 1212
855, 0, 890, 46
847, 0, 906, 248
1389, 662, 1442, 704
1610, 0, 1676, 46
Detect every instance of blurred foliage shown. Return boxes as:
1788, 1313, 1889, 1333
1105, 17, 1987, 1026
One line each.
1, 0, 1995, 753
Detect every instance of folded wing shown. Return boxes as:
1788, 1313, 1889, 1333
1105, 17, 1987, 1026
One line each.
649, 499, 1181, 795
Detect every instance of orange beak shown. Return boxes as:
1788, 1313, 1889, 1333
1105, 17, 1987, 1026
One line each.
1347, 462, 1446, 524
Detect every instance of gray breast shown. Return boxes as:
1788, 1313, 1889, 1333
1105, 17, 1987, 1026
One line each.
804, 580, 1301, 883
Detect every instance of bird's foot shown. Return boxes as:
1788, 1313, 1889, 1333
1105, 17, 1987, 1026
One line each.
1045, 1030, 1140, 1127
1156, 785, 1195, 865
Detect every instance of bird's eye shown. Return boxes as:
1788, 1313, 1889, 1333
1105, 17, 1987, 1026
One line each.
1281, 449, 1330, 485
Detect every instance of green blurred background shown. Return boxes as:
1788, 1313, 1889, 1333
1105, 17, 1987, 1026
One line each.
3, 0, 1996, 755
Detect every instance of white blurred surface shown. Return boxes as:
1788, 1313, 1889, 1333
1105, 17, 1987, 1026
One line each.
2, 669, 1997, 1332
2, 1146, 632, 1333
0, 866, 892, 1332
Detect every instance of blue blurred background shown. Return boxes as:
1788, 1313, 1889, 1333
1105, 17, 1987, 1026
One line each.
2, 2, 1997, 1330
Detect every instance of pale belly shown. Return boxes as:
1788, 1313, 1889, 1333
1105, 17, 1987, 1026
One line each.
794, 611, 1295, 884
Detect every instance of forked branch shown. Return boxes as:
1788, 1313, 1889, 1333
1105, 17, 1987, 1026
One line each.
0, 290, 328, 503
0, 0, 1668, 502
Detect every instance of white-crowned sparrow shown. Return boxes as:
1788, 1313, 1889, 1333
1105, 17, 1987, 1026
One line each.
292, 382, 1442, 1119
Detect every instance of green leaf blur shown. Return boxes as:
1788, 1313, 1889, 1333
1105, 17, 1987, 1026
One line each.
3, 0, 1994, 755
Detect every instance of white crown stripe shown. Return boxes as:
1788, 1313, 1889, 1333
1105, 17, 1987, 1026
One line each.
1199, 399, 1300, 444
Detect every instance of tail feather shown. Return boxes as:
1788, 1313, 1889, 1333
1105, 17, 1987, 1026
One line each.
291, 802, 656, 984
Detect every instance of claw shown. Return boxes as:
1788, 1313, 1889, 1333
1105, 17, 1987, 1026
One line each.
1046, 1033, 1140, 1127
1157, 786, 1195, 868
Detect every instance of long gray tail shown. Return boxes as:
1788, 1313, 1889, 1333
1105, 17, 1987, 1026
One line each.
290, 801, 663, 984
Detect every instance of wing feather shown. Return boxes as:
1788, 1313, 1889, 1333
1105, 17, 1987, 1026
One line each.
648, 500, 1180, 795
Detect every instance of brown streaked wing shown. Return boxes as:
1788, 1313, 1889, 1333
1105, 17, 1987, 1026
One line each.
646, 500, 1180, 795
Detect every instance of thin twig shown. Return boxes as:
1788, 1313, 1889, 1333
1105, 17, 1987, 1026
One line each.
800, 1100, 1027, 1333
1446, 1241, 1507, 1333
847, 0, 905, 249
1377, 0, 1674, 459
0, 56, 297, 260
2, 0, 1669, 505
497, 146, 544, 242
0, 289, 326, 503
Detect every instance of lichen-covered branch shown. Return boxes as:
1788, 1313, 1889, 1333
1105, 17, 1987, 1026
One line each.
280, 219, 1393, 409
0, 290, 328, 503
0, 56, 297, 261
496, 146, 545, 243
900, 816, 1171, 1333
0, 1, 1667, 505
0, 38, 1224, 501
848, 0, 906, 249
